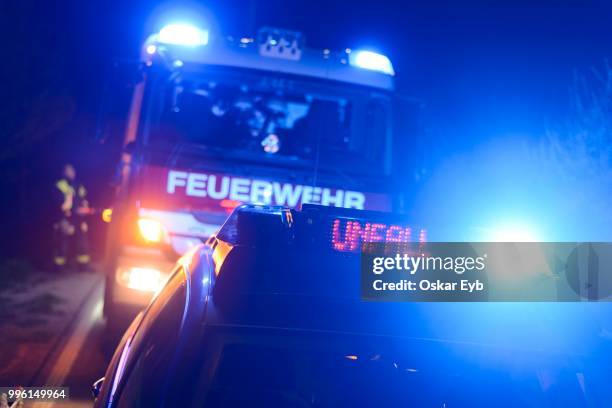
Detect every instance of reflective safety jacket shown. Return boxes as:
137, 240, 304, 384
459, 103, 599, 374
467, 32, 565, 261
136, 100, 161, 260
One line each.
55, 178, 87, 217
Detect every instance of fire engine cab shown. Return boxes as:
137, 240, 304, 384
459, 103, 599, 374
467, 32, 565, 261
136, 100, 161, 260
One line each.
103, 21, 418, 332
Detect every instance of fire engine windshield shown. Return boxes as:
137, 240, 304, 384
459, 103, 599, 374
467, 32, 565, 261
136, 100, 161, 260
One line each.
144, 67, 391, 175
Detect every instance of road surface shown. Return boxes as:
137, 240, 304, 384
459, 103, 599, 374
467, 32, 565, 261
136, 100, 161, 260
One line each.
29, 277, 112, 408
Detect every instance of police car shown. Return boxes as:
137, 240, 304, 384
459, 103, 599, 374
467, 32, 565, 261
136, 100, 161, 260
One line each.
93, 205, 610, 407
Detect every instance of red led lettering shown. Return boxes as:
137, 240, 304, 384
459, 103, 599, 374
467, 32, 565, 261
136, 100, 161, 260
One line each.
331, 218, 427, 252
332, 219, 361, 252
385, 225, 411, 243
363, 223, 386, 243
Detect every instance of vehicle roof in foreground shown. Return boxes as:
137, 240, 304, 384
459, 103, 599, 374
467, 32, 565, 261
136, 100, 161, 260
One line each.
200, 204, 607, 359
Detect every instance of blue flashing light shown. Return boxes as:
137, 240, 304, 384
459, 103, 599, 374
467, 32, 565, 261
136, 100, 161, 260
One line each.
349, 50, 395, 76
145, 44, 157, 55
488, 222, 540, 242
158, 23, 209, 46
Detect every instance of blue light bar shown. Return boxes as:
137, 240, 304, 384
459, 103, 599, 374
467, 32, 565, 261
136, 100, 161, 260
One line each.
349, 50, 395, 76
158, 23, 209, 46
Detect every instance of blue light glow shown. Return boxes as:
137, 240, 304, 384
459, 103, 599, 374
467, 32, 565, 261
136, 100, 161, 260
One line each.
158, 23, 209, 46
145, 44, 157, 55
485, 222, 541, 242
349, 50, 395, 75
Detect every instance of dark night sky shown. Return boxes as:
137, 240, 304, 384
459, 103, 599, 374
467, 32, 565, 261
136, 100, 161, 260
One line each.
1, 0, 611, 255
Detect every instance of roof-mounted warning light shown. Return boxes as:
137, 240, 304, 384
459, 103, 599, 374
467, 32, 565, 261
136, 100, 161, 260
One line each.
257, 27, 304, 61
216, 204, 425, 254
349, 49, 395, 76
158, 23, 209, 47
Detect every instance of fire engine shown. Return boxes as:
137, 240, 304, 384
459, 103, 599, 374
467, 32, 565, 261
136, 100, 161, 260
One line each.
103, 21, 421, 331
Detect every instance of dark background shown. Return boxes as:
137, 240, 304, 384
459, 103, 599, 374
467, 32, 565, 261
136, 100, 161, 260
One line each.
1, 0, 611, 262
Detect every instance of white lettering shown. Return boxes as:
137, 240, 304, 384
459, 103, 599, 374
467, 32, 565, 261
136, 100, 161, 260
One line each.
186, 173, 207, 197
302, 186, 313, 204
166, 170, 374, 210
167, 171, 188, 194
272, 183, 303, 207
344, 191, 365, 209
461, 280, 484, 292
229, 178, 251, 201
250, 180, 273, 204
207, 175, 230, 199
321, 188, 344, 206
373, 280, 383, 290
301, 186, 323, 205
409, 257, 421, 275
311, 187, 322, 204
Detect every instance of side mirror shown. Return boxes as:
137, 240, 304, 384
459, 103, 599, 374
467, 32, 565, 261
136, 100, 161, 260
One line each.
92, 377, 105, 399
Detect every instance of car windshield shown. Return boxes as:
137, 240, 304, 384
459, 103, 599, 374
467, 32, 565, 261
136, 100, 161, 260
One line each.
144, 67, 391, 175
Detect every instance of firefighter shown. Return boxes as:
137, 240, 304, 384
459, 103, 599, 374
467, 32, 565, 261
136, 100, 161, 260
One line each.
53, 163, 91, 271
